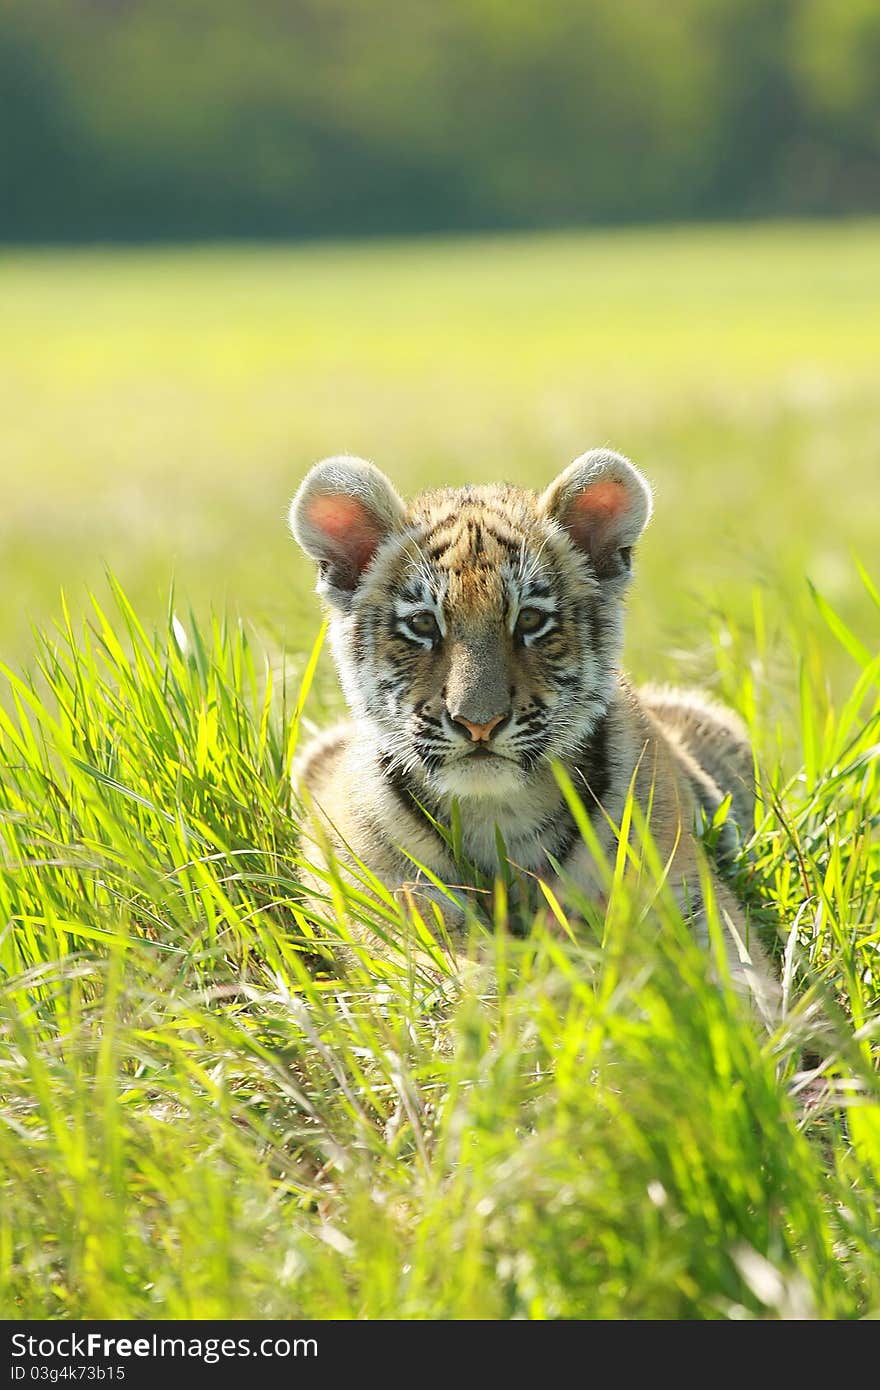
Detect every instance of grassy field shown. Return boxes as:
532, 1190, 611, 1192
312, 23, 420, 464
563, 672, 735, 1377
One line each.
2, 222, 879, 686
1, 223, 879, 1319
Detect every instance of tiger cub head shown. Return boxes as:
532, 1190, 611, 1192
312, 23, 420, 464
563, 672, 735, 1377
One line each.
290, 451, 652, 800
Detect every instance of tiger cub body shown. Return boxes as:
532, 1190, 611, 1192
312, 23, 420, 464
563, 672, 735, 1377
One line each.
290, 450, 775, 1017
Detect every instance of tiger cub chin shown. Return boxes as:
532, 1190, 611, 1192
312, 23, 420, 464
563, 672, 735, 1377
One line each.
289, 449, 776, 1020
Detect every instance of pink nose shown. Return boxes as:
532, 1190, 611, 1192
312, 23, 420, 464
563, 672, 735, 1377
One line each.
454, 713, 506, 743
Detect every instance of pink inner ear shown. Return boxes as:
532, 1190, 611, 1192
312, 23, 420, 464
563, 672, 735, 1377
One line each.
571, 480, 629, 523
567, 480, 630, 549
306, 494, 381, 575
567, 480, 628, 550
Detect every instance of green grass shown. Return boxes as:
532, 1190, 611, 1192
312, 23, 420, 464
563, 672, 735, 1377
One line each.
2, 221, 879, 696
0, 571, 878, 1319
2, 222, 879, 1318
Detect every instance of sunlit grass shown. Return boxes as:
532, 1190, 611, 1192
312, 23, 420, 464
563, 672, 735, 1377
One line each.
2, 221, 878, 1316
1, 572, 878, 1318
2, 221, 879, 696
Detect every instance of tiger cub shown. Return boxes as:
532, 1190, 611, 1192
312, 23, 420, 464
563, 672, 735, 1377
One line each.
289, 449, 776, 1018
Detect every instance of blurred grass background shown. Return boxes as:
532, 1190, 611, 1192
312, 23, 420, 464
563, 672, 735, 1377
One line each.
3, 221, 878, 708
3, 1, 879, 701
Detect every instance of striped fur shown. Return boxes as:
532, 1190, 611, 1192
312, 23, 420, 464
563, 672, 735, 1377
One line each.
290, 450, 777, 1020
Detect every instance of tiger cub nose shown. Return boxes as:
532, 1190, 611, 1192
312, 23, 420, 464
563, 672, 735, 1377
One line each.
453, 712, 508, 743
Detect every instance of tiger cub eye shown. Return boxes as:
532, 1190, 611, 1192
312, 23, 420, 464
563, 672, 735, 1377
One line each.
408, 610, 439, 639
516, 607, 546, 636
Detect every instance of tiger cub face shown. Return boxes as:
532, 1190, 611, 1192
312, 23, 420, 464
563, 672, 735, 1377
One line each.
290, 451, 652, 801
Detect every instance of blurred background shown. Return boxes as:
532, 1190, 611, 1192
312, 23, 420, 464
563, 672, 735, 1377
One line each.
1, 0, 878, 704
5, 0, 880, 241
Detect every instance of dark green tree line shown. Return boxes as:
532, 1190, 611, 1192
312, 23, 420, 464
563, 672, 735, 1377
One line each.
1, 0, 878, 241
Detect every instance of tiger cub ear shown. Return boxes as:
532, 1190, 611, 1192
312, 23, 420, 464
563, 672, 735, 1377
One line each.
290, 455, 405, 606
540, 449, 653, 583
